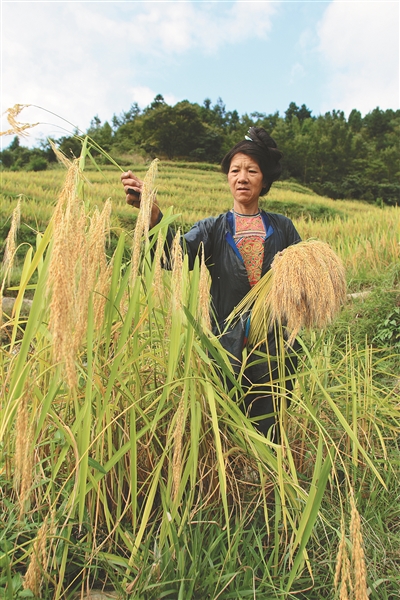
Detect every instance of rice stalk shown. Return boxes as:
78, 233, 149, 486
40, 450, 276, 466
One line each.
1, 104, 38, 137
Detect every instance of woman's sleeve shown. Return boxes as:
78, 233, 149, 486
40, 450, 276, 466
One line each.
158, 212, 216, 270
281, 216, 301, 247
183, 217, 216, 268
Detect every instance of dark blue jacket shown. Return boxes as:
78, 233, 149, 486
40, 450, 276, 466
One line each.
166, 209, 301, 364
182, 210, 300, 323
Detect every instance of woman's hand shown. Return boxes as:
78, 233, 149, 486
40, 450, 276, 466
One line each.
121, 169, 161, 228
121, 170, 143, 208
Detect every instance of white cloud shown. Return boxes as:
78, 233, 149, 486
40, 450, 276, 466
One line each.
112, 1, 277, 55
290, 63, 306, 83
1, 1, 278, 145
317, 0, 399, 114
127, 86, 178, 109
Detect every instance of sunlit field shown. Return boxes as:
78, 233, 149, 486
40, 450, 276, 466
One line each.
2, 164, 399, 285
1, 158, 399, 599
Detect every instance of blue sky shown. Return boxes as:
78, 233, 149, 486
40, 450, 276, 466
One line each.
1, 1, 399, 147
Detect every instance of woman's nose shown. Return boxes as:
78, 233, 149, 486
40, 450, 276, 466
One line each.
238, 170, 248, 182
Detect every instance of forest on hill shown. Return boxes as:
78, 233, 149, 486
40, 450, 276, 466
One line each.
1, 96, 399, 205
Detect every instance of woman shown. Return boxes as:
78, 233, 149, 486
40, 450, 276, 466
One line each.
121, 127, 301, 439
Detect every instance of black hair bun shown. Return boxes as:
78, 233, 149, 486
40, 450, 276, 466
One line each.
246, 127, 278, 149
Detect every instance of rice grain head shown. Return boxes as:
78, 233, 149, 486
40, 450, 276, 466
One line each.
49, 138, 72, 169
172, 394, 186, 502
247, 239, 346, 345
75, 199, 112, 338
1, 104, 38, 137
92, 200, 112, 329
23, 518, 49, 597
171, 230, 183, 313
334, 520, 353, 600
152, 230, 166, 306
47, 153, 111, 385
198, 243, 211, 330
1, 198, 21, 326
334, 522, 346, 590
2, 197, 21, 276
270, 240, 346, 336
350, 496, 368, 600
14, 393, 28, 492
140, 159, 159, 238
47, 159, 86, 387
131, 159, 159, 283
131, 206, 145, 283
14, 390, 35, 519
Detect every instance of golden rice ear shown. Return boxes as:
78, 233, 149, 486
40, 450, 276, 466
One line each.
171, 229, 183, 313
140, 158, 159, 238
23, 517, 49, 596
1, 104, 38, 137
131, 158, 159, 283
198, 243, 211, 331
269, 240, 346, 344
230, 239, 347, 346
172, 393, 186, 502
334, 521, 353, 600
152, 230, 166, 306
1, 198, 21, 298
48, 139, 72, 169
350, 495, 368, 600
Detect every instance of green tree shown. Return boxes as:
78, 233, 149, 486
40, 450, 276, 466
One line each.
284, 102, 313, 124
140, 101, 207, 159
56, 132, 85, 159
0, 136, 52, 170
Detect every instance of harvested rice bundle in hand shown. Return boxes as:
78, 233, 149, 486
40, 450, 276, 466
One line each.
229, 240, 347, 346
269, 240, 346, 344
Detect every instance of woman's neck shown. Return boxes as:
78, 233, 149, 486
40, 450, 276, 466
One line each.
233, 200, 260, 215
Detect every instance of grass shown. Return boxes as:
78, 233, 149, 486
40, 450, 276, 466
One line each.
1, 147, 399, 599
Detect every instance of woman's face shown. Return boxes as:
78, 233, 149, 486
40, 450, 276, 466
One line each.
227, 153, 265, 213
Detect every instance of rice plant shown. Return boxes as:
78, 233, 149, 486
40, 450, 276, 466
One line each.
0, 136, 399, 599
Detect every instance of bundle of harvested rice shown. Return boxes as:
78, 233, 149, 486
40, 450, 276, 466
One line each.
230, 240, 346, 346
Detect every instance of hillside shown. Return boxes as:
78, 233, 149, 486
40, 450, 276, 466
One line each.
1, 162, 398, 290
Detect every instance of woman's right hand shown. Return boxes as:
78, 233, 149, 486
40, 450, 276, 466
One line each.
121, 169, 161, 228
121, 170, 143, 208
